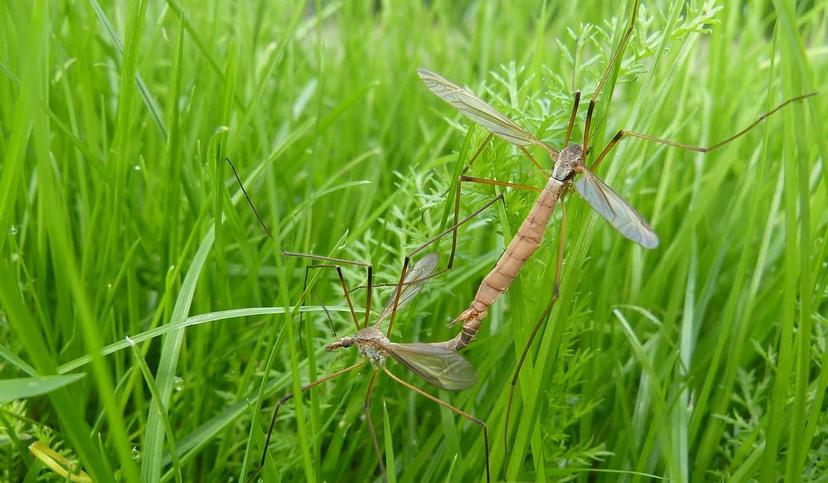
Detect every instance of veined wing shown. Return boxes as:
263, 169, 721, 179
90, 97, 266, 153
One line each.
376, 253, 439, 324
418, 68, 543, 147
575, 169, 659, 249
386, 342, 477, 391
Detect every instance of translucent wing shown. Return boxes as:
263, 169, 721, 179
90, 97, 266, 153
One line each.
575, 169, 659, 249
418, 68, 542, 147
376, 253, 439, 324
386, 342, 477, 391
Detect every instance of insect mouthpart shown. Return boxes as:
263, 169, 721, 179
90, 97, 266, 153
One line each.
325, 337, 353, 351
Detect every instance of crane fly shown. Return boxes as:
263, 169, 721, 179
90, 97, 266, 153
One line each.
238, 244, 491, 482
225, 155, 509, 481
419, 67, 658, 253
417, 0, 814, 461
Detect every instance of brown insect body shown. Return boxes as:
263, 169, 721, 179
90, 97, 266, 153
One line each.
436, 145, 581, 351
326, 326, 391, 365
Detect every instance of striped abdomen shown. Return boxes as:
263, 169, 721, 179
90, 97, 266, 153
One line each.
436, 176, 565, 351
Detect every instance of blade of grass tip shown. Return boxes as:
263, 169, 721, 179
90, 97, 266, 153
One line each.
164, 0, 245, 110
436, 127, 475, 233
0, 374, 85, 403
127, 338, 183, 483
443, 454, 458, 483
22, 0, 137, 479
674, 238, 697, 483
57, 306, 354, 374
437, 388, 461, 465
210, 127, 230, 307
163, 18, 185, 267
383, 401, 397, 483
142, 227, 214, 482
213, 44, 236, 308
230, 0, 307, 150
0, 343, 38, 377
88, 0, 167, 139
761, 4, 807, 481
773, 2, 819, 480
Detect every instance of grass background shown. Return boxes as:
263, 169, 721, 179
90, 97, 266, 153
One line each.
1, 0, 826, 481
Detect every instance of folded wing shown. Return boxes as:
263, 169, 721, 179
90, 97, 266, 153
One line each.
377, 252, 439, 324
418, 68, 543, 147
575, 169, 659, 249
386, 342, 477, 391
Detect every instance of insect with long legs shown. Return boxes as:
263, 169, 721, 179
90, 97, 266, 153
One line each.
418, 0, 815, 456
228, 162, 499, 482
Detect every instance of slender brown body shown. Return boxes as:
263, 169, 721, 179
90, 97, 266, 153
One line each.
436, 145, 581, 351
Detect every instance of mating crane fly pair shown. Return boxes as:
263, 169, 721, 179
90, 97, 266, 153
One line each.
239, 5, 814, 482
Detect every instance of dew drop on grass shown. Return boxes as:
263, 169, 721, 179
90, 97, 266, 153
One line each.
9, 225, 18, 235
174, 376, 184, 392
133, 164, 141, 171
132, 447, 141, 461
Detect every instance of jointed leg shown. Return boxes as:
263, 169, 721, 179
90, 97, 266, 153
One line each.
385, 193, 507, 336
249, 361, 365, 482
504, 198, 568, 454
302, 264, 361, 332
382, 367, 491, 483
583, 0, 640, 156
589, 92, 818, 172
461, 133, 495, 176
284, 251, 374, 329
363, 369, 387, 478
563, 91, 582, 147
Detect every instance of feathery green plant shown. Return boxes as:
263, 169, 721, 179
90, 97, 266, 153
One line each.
0, 0, 826, 481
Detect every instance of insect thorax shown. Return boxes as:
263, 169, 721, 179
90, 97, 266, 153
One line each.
358, 344, 387, 365
551, 144, 583, 181
353, 326, 390, 366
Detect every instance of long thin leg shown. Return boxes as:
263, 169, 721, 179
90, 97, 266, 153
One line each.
363, 370, 387, 478
461, 132, 495, 176
591, 0, 639, 106
302, 264, 361, 331
382, 368, 490, 483
504, 198, 568, 454
589, 92, 818, 172
248, 361, 365, 483
465, 133, 547, 180
227, 157, 273, 240
583, 0, 640, 156
386, 193, 506, 336
563, 91, 582, 147
284, 251, 374, 329
447, 174, 542, 270
385, 169, 552, 337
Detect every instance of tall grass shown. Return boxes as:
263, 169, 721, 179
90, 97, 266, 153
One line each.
1, 0, 826, 481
